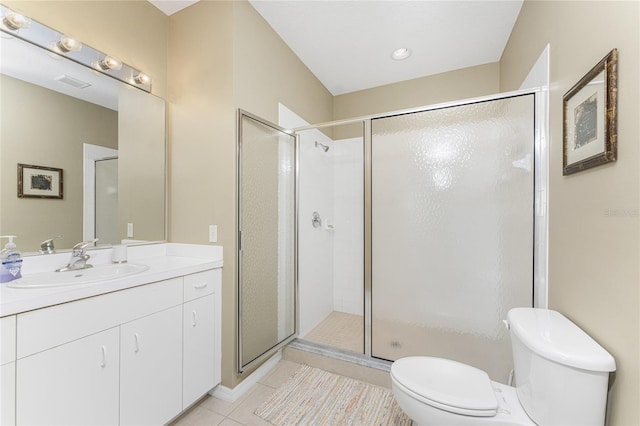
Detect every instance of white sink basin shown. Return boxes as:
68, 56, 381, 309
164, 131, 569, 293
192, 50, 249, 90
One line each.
7, 263, 150, 288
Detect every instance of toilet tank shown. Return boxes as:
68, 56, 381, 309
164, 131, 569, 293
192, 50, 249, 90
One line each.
507, 308, 615, 426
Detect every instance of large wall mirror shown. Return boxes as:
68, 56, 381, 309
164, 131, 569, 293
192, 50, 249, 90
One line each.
0, 23, 166, 254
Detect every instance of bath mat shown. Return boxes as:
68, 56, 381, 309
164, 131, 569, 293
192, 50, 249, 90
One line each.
255, 365, 412, 426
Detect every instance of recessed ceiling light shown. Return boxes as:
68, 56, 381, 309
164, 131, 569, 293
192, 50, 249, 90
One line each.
391, 47, 412, 61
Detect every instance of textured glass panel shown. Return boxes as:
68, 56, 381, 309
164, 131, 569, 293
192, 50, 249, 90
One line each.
371, 95, 534, 382
95, 158, 118, 245
240, 115, 295, 367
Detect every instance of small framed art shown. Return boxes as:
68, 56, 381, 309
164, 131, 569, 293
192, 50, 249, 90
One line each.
563, 49, 618, 175
17, 163, 63, 199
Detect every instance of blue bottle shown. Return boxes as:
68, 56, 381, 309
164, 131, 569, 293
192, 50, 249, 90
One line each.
1, 236, 23, 283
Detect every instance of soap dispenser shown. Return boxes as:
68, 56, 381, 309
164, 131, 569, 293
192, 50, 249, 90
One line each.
1, 235, 23, 283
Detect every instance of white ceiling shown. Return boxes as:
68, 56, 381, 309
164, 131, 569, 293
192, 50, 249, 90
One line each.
150, 0, 523, 95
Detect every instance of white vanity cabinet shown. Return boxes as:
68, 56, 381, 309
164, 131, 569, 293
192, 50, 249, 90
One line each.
5, 266, 221, 426
182, 269, 221, 408
1, 315, 16, 426
16, 328, 120, 425
120, 306, 183, 426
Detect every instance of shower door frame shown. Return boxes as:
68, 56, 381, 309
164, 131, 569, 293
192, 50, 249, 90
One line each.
237, 109, 300, 374
292, 88, 547, 358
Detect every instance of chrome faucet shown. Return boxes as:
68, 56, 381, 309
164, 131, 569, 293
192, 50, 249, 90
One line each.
56, 239, 98, 272
40, 236, 62, 254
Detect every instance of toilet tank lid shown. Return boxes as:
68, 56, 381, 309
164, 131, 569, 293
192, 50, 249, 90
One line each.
507, 308, 616, 372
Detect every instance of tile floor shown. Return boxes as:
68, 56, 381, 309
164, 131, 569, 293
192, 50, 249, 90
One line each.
302, 311, 363, 354
170, 360, 302, 426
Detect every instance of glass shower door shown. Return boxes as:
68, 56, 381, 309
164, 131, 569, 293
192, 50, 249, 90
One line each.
370, 94, 535, 382
238, 110, 297, 373
95, 157, 118, 245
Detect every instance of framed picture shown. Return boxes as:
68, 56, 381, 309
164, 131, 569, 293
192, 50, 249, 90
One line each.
563, 49, 618, 175
17, 164, 63, 199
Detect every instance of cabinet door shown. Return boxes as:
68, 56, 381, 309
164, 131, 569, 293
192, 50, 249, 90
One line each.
16, 327, 119, 425
1, 363, 15, 426
120, 306, 182, 426
183, 294, 216, 408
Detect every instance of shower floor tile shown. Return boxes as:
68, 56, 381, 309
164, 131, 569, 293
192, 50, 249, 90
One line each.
302, 311, 363, 354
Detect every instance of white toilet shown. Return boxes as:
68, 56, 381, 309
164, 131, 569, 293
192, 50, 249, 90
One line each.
391, 308, 616, 425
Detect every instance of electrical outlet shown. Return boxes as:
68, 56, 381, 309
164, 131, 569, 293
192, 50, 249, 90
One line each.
208, 225, 218, 243
127, 223, 134, 238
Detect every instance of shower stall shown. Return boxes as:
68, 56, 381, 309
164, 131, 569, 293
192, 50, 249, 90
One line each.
238, 90, 544, 382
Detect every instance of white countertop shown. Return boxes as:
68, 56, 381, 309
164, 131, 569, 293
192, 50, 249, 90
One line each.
1, 243, 223, 317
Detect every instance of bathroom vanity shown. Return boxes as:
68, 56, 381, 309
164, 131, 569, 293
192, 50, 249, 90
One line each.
0, 243, 222, 425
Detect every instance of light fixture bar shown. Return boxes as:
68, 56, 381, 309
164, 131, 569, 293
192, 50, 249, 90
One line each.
0, 4, 151, 92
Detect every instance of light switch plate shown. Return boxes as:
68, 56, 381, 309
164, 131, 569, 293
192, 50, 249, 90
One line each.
127, 223, 134, 238
208, 225, 218, 243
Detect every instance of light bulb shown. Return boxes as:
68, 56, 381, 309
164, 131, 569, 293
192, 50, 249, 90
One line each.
56, 36, 82, 53
2, 11, 29, 31
95, 56, 122, 71
133, 72, 151, 85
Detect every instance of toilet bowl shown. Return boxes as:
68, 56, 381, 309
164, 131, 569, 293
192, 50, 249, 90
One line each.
391, 357, 535, 426
390, 308, 616, 426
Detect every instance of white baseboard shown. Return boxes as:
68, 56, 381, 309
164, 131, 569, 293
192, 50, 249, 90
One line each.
209, 351, 282, 402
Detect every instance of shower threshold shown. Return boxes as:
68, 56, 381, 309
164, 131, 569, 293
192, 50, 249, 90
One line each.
287, 338, 392, 372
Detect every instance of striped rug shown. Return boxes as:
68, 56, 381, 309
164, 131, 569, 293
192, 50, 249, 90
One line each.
255, 365, 412, 426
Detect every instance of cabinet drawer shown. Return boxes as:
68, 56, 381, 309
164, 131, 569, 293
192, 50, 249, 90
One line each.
1, 316, 16, 364
184, 269, 220, 302
17, 278, 182, 358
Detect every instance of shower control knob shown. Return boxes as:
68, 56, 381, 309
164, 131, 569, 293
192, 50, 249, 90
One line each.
312, 211, 322, 228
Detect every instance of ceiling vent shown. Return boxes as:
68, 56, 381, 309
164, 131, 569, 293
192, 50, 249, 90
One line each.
54, 74, 91, 89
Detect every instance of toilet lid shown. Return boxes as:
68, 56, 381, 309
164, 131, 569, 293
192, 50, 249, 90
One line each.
391, 356, 498, 417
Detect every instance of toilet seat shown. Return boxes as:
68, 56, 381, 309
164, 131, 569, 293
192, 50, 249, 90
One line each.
391, 356, 498, 417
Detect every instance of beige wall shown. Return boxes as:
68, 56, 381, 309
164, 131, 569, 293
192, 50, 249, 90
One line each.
2, 0, 168, 99
0, 75, 117, 253
333, 62, 500, 139
232, 0, 334, 125
500, 1, 639, 425
168, 0, 332, 388
168, 0, 236, 388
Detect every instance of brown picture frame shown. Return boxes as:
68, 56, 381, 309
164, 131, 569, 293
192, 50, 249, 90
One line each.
17, 163, 64, 199
563, 49, 618, 175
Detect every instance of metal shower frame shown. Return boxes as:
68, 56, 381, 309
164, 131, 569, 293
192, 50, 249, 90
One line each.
236, 87, 547, 370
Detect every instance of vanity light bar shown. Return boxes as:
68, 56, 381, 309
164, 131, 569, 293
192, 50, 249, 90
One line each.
0, 4, 152, 92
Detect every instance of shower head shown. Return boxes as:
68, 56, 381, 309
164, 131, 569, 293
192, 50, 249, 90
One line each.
315, 141, 329, 152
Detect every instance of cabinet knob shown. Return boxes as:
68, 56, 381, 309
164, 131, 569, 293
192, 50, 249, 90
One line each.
100, 346, 107, 368
133, 333, 140, 353
194, 282, 208, 290
192, 311, 197, 327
